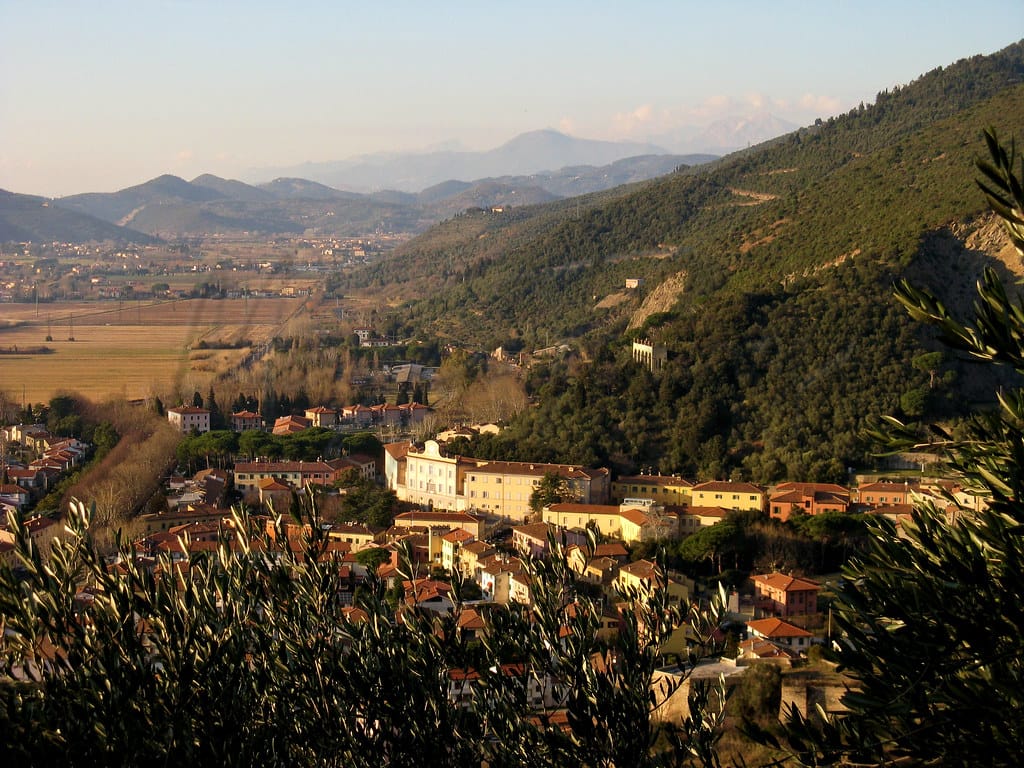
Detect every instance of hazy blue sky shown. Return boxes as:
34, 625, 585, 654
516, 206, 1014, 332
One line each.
2, 1, 1021, 196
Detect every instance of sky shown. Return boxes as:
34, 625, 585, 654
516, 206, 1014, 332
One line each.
1, 1, 1022, 197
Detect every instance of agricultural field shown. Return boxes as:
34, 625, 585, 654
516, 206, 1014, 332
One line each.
0, 298, 302, 404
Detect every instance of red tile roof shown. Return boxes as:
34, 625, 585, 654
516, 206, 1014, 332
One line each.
751, 572, 820, 592
747, 617, 813, 638
693, 481, 764, 494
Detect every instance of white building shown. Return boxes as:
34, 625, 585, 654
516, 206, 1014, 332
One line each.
167, 406, 211, 434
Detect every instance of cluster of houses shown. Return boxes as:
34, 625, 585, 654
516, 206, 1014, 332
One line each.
379, 438, 981, 534
0, 423, 90, 567
3, 416, 980, 721
122, 489, 839, 717
167, 401, 433, 436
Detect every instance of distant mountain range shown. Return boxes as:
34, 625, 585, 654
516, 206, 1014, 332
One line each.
0, 135, 720, 242
247, 130, 677, 192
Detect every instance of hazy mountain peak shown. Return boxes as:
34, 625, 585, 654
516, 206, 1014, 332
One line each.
247, 130, 675, 192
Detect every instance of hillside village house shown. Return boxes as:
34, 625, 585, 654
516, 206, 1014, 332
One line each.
480, 554, 523, 604
614, 559, 690, 603
690, 481, 765, 513
392, 440, 610, 521
383, 441, 412, 493
752, 573, 821, 619
257, 477, 294, 510
440, 528, 476, 573
304, 406, 338, 428
326, 523, 381, 551
746, 617, 816, 650
456, 540, 497, 581
233, 460, 346, 493
856, 481, 912, 508
400, 441, 473, 511
230, 411, 263, 432
542, 502, 680, 544
512, 522, 586, 559
462, 459, 610, 524
611, 474, 693, 506
273, 415, 311, 435
509, 570, 533, 606
392, 510, 483, 540
566, 542, 628, 586
769, 482, 851, 522
619, 506, 679, 543
167, 406, 211, 434
678, 506, 730, 533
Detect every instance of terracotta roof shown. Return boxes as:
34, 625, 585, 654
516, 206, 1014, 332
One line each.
858, 481, 912, 493
594, 542, 628, 558
770, 490, 807, 503
739, 637, 799, 659
6, 468, 40, 478
684, 506, 729, 518
24, 516, 59, 533
457, 608, 486, 631
548, 502, 620, 515
774, 481, 850, 496
618, 559, 659, 580
512, 522, 554, 540
868, 503, 914, 516
619, 508, 651, 526
472, 459, 608, 480
168, 406, 209, 415
342, 606, 369, 623
394, 511, 478, 524
235, 460, 335, 474
616, 474, 693, 488
747, 617, 813, 638
330, 523, 378, 536
692, 481, 764, 494
585, 556, 619, 574
751, 572, 820, 592
481, 555, 524, 575
461, 541, 495, 557
441, 528, 475, 543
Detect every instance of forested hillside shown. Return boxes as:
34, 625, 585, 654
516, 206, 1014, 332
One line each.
355, 42, 1024, 482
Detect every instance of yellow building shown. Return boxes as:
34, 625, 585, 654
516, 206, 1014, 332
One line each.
396, 441, 611, 522
612, 474, 693, 506
618, 508, 678, 544
614, 559, 690, 602
690, 481, 765, 513
542, 502, 679, 544
543, 503, 624, 538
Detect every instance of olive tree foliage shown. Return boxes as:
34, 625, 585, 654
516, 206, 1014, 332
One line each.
0, 501, 728, 767
761, 130, 1024, 767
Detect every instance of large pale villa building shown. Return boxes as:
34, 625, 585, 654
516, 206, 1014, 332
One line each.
389, 440, 610, 523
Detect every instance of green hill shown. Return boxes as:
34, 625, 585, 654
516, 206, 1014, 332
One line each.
0, 189, 156, 244
349, 41, 1024, 482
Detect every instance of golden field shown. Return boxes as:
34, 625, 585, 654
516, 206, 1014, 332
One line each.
0, 298, 302, 404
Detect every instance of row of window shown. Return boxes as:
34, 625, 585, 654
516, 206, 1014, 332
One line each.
468, 475, 540, 486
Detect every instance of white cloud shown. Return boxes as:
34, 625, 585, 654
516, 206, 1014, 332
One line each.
596, 91, 846, 142
799, 93, 842, 113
